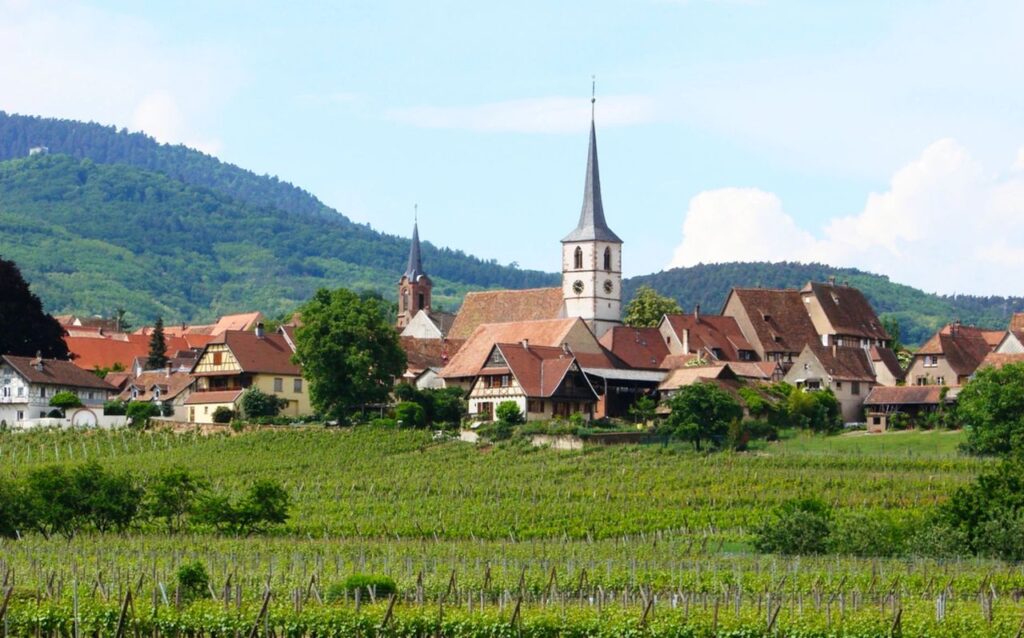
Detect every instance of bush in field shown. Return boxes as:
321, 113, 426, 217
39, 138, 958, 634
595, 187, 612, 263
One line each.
147, 467, 208, 534
940, 454, 1024, 560
830, 511, 911, 557
194, 479, 290, 536
211, 406, 234, 424
327, 574, 397, 601
176, 561, 210, 603
21, 463, 142, 539
753, 497, 832, 555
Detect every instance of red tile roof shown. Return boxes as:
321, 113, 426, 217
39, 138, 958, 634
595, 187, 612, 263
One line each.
494, 343, 594, 398
979, 352, 1024, 370
802, 344, 877, 382
870, 346, 906, 383
658, 364, 735, 391
727, 288, 820, 354
400, 337, 465, 373
2, 355, 115, 390
864, 385, 954, 406
801, 282, 889, 341
663, 312, 755, 361
183, 390, 243, 405
198, 331, 301, 376
447, 288, 565, 340
64, 333, 194, 371
915, 323, 996, 377
119, 371, 194, 402
598, 326, 669, 370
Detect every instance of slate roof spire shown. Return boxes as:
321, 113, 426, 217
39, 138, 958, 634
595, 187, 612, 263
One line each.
562, 85, 622, 244
404, 205, 427, 281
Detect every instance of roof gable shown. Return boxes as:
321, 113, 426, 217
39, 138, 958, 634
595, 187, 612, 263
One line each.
598, 326, 669, 369
803, 282, 888, 341
662, 312, 755, 360
729, 288, 820, 354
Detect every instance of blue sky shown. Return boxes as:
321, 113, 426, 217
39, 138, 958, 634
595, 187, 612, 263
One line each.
2, 1, 1023, 295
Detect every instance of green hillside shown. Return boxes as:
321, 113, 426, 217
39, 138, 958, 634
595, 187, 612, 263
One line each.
0, 154, 553, 322
625, 262, 1024, 346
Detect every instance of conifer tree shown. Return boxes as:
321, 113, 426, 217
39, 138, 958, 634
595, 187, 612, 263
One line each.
147, 316, 169, 369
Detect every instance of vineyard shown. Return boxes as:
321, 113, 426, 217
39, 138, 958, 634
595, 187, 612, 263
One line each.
1, 426, 1018, 637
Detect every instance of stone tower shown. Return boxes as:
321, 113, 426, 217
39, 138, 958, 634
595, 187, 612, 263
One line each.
396, 220, 432, 329
561, 111, 623, 339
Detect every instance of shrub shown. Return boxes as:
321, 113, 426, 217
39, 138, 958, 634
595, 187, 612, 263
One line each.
369, 417, 397, 428
394, 401, 426, 428
326, 574, 397, 602
662, 382, 743, 451
126, 401, 159, 429
49, 391, 83, 413
176, 561, 210, 603
240, 387, 285, 419
830, 511, 912, 557
212, 406, 234, 424
495, 401, 524, 426
103, 400, 127, 416
476, 420, 514, 442
193, 479, 290, 536
753, 497, 832, 555
888, 412, 910, 430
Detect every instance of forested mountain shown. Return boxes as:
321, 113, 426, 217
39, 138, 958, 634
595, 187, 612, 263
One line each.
0, 154, 552, 322
0, 112, 556, 305
625, 263, 1024, 346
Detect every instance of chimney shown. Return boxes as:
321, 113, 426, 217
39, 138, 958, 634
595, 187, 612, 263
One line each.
682, 328, 690, 354
255, 322, 265, 338
32, 350, 44, 371
828, 275, 836, 286
166, 364, 172, 378
694, 304, 701, 323
832, 343, 837, 358
521, 339, 529, 349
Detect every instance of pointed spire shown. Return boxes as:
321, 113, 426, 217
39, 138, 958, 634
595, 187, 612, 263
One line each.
404, 205, 426, 281
562, 86, 622, 244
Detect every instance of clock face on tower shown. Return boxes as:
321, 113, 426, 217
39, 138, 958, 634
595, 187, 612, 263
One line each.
572, 280, 584, 295
603, 279, 613, 294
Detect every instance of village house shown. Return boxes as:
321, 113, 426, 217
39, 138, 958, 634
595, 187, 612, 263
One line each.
118, 369, 195, 420
467, 342, 599, 422
783, 344, 877, 423
721, 288, 821, 369
185, 325, 309, 423
0, 354, 115, 426
863, 385, 959, 432
597, 326, 669, 370
905, 321, 1001, 386
798, 281, 890, 348
657, 308, 758, 363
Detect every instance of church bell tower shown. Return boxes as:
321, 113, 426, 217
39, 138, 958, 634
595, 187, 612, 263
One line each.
396, 216, 432, 329
561, 96, 623, 339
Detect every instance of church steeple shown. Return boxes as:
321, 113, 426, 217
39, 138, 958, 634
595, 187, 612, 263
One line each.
561, 100, 622, 244
404, 217, 426, 282
560, 86, 623, 339
396, 207, 432, 330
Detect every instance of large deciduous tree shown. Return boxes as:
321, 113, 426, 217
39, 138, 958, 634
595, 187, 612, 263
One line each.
959, 363, 1024, 455
293, 288, 406, 422
0, 256, 69, 358
661, 382, 743, 451
623, 285, 682, 328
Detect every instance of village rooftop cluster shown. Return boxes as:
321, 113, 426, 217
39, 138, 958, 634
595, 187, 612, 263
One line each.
2, 114, 1018, 432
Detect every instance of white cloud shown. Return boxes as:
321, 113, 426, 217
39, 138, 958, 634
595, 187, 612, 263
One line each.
387, 95, 660, 134
0, 2, 234, 154
670, 139, 1024, 296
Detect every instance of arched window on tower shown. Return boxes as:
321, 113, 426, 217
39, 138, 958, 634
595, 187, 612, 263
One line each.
603, 247, 612, 271
574, 246, 583, 270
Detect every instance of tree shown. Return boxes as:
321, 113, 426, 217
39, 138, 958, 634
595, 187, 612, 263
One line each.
623, 285, 683, 328
958, 363, 1024, 455
194, 479, 290, 535
0, 478, 25, 539
176, 561, 210, 603
146, 316, 169, 369
239, 387, 285, 419
147, 467, 208, 533
293, 288, 406, 422
880, 316, 904, 354
125, 401, 159, 429
212, 406, 235, 424
662, 382, 743, 451
496, 400, 525, 425
0, 256, 69, 358
113, 307, 132, 333
628, 395, 657, 425
22, 465, 81, 539
940, 454, 1024, 560
72, 462, 143, 533
753, 498, 833, 555
394, 401, 426, 428
49, 390, 83, 416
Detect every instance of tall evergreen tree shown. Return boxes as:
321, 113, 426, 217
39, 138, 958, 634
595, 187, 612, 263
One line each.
0, 256, 69, 358
147, 316, 169, 369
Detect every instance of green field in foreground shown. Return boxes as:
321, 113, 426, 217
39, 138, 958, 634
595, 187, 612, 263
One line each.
0, 426, 1009, 637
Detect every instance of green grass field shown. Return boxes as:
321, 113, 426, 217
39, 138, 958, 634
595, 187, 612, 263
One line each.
0, 426, 1011, 637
